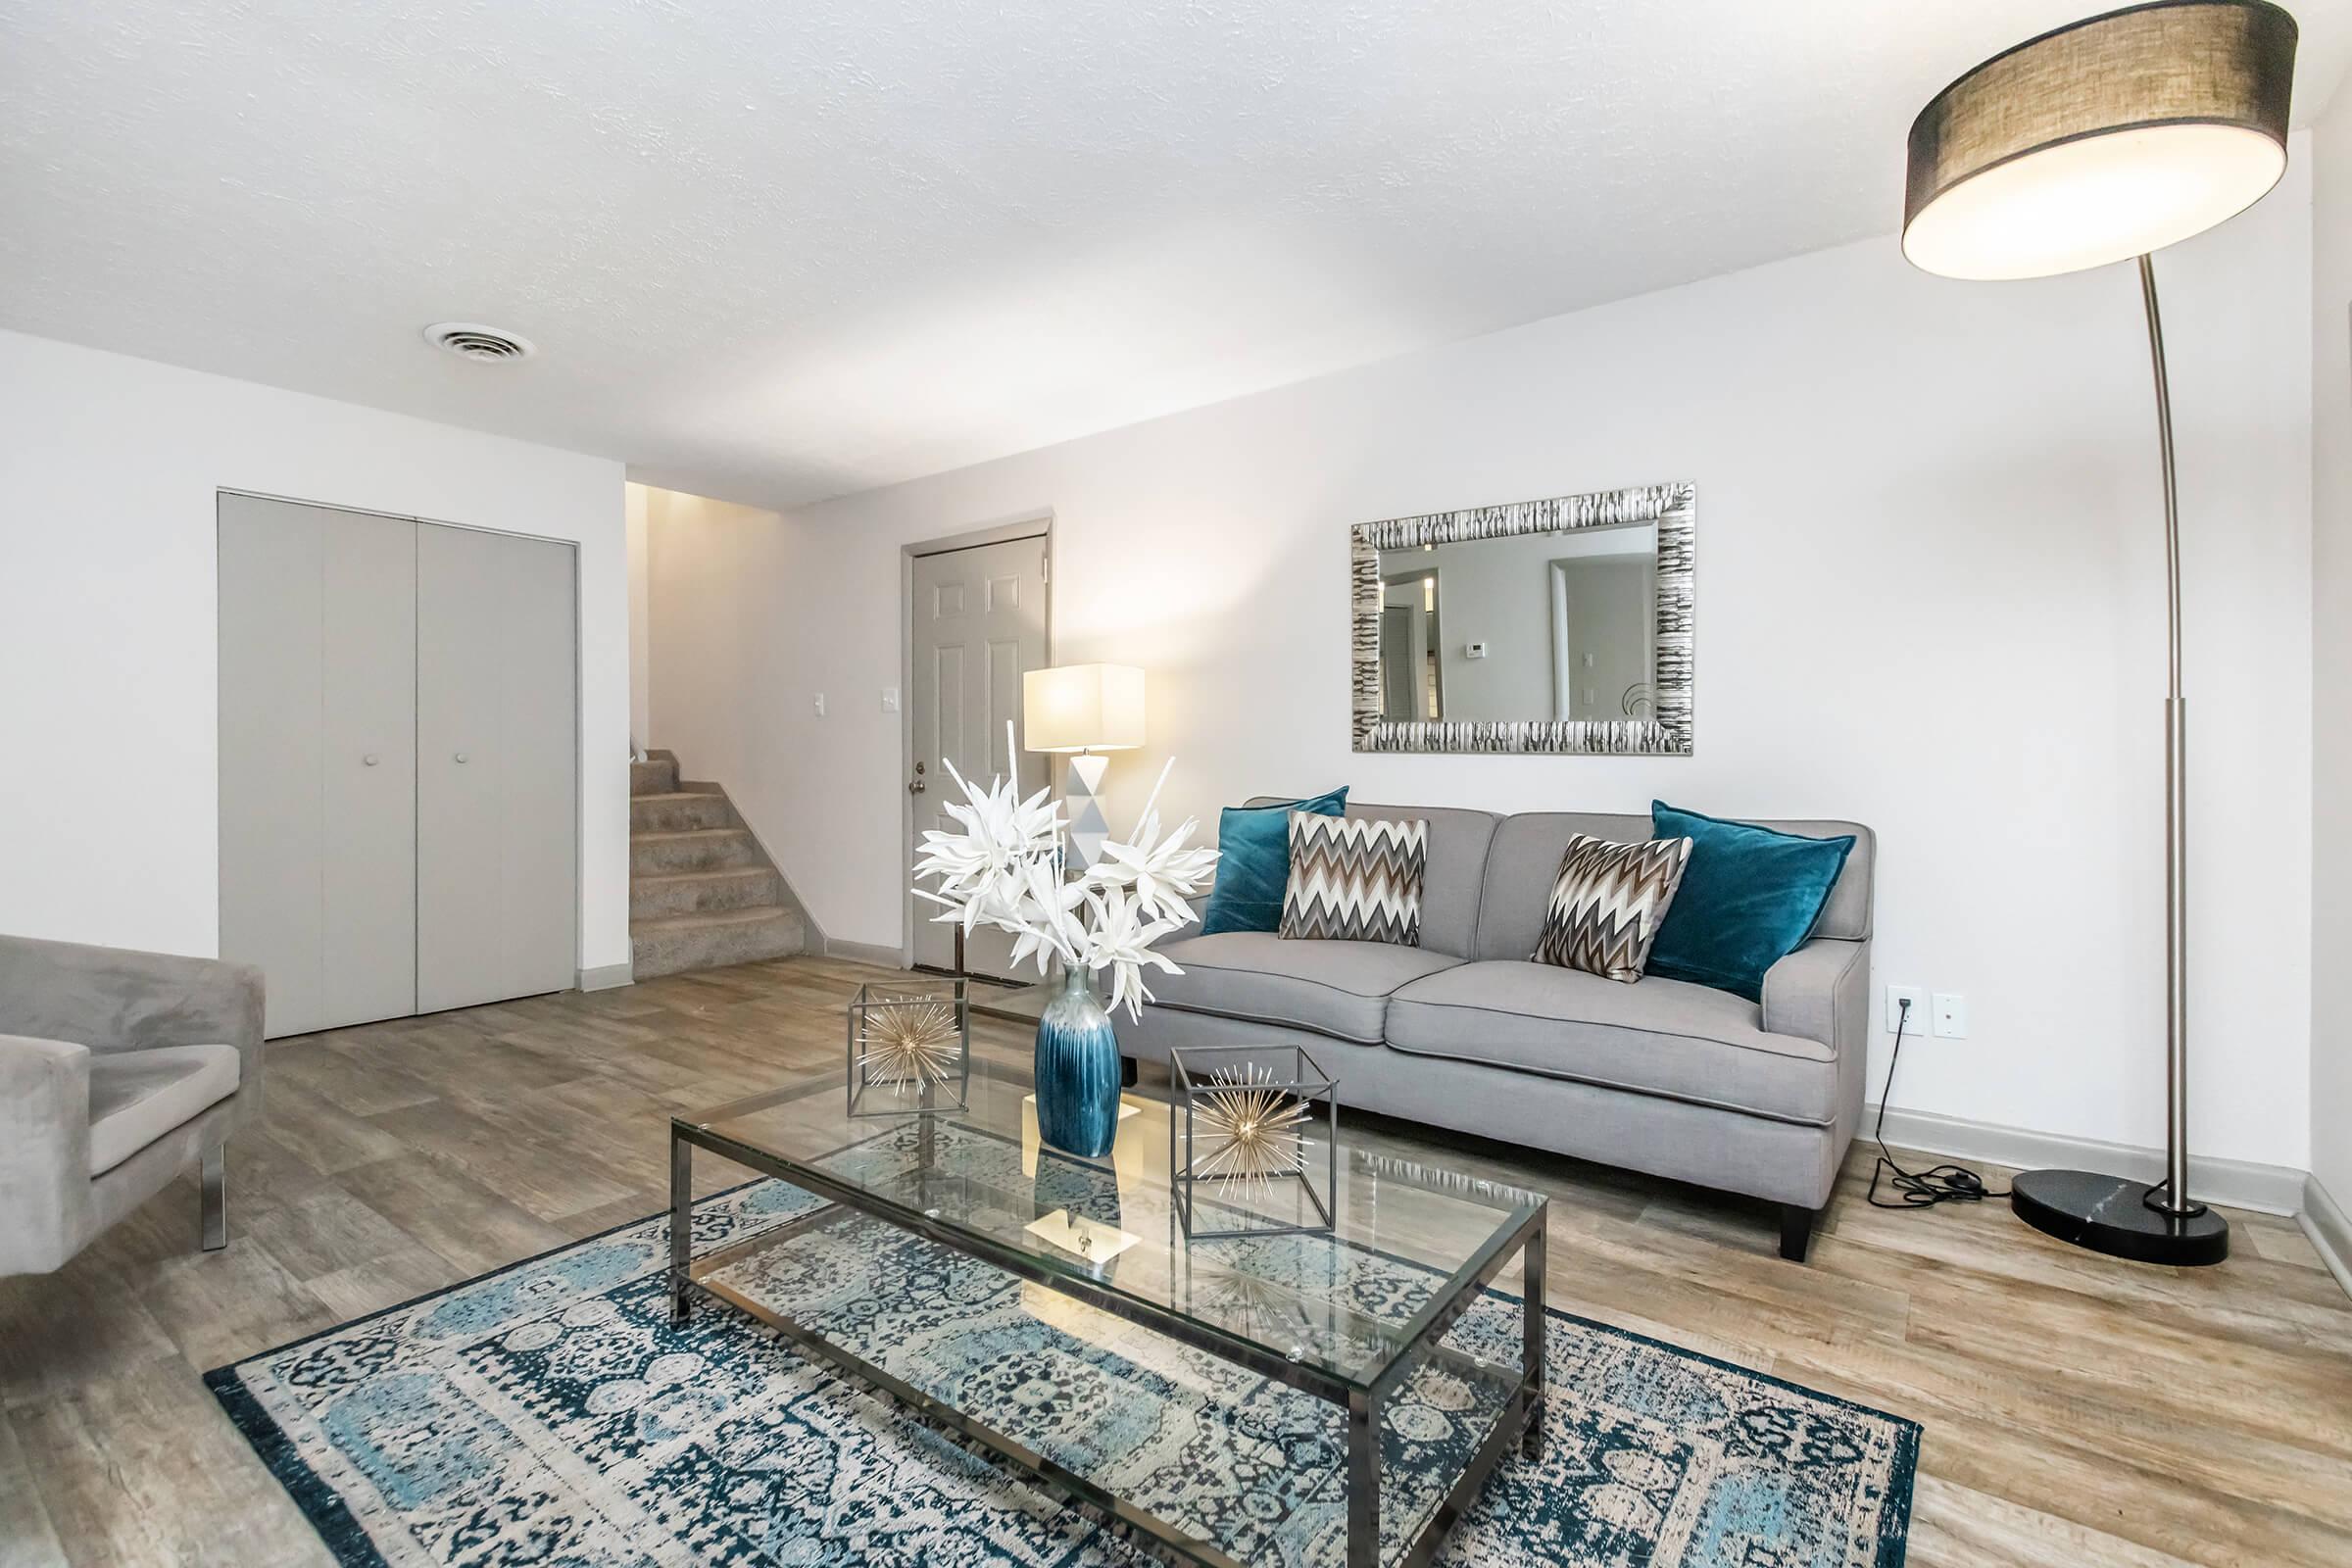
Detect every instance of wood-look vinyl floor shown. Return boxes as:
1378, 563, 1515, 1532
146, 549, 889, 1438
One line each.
3, 955, 2347, 1567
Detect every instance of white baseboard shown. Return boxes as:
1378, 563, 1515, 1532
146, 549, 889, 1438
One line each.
2300, 1174, 2352, 1298
576, 960, 634, 992
823, 937, 908, 969
1864, 1102, 2307, 1217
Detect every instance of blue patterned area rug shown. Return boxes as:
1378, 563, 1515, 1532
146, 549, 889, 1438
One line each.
208, 1181, 1918, 1567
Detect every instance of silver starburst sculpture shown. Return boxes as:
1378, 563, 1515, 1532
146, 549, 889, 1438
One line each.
1193, 1063, 1311, 1211
859, 999, 960, 1086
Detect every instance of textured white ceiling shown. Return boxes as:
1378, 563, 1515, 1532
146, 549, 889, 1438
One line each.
5, 1, 2347, 508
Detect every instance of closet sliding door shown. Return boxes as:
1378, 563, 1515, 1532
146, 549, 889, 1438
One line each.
219, 495, 417, 1038
416, 522, 577, 1012
221, 499, 577, 1038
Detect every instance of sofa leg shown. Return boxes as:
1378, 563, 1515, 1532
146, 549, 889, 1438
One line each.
1778, 1202, 1819, 1263
1120, 1054, 1139, 1089
201, 1144, 227, 1252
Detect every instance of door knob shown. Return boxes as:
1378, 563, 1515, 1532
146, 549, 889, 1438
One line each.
455, 752, 469, 763
363, 754, 379, 767
907, 778, 926, 794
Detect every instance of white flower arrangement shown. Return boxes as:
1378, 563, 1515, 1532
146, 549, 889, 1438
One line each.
912, 723, 1218, 1020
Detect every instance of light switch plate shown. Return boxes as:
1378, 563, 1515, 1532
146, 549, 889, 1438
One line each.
1931, 992, 1968, 1039
813, 693, 826, 717
1886, 984, 1927, 1033
881, 687, 901, 712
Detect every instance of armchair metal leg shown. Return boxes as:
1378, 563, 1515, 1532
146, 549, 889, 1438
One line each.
201, 1144, 227, 1251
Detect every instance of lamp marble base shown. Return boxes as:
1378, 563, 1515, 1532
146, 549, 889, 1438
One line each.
2010, 1168, 2229, 1267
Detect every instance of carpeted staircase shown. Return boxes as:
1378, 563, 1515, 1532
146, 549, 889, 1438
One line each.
629, 750, 805, 979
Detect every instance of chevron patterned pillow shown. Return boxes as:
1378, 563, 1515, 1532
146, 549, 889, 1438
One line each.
1278, 812, 1429, 945
1532, 833, 1694, 983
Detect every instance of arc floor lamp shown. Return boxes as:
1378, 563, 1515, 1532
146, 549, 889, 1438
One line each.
1903, 0, 2297, 1265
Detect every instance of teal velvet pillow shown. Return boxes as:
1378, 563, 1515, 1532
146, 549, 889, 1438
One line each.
1199, 787, 1349, 935
1644, 802, 1855, 1003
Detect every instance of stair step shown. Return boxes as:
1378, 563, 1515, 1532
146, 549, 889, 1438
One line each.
630, 827, 761, 874
630, 907, 804, 979
630, 865, 785, 918
630, 791, 736, 833
630, 756, 679, 797
624, 752, 803, 974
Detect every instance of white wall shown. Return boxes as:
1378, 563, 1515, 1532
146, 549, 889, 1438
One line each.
646, 148, 2315, 1170
0, 329, 631, 975
2313, 99, 2352, 1206
641, 485, 790, 814
626, 481, 654, 754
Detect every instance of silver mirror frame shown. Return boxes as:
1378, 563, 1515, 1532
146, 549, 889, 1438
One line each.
1350, 482, 1693, 755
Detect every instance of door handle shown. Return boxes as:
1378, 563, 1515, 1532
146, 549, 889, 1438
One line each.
363, 754, 380, 767
455, 752, 469, 763
907, 778, 926, 794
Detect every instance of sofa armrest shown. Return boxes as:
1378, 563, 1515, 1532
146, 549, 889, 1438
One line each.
1760, 937, 1867, 1054
0, 1034, 92, 1275
0, 934, 264, 1081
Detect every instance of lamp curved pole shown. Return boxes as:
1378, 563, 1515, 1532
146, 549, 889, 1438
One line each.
2138, 253, 2200, 1221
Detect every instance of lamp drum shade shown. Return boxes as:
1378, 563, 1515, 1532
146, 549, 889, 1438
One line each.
1903, 0, 2295, 280
1022, 663, 1146, 753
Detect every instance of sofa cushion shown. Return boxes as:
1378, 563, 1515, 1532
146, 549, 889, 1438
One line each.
1200, 786, 1348, 935
1531, 833, 1692, 982
1149, 932, 1462, 1045
86, 1044, 240, 1176
1384, 960, 1836, 1125
1643, 802, 1856, 1002
1474, 811, 1875, 959
1247, 800, 1496, 958
1280, 813, 1428, 946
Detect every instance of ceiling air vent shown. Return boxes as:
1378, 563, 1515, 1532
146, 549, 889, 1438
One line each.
423, 322, 535, 363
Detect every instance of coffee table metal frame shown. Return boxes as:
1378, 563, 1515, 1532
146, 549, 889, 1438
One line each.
668, 1095, 1545, 1568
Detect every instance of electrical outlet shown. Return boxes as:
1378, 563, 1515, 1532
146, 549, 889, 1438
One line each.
1932, 992, 1968, 1039
1886, 984, 1927, 1032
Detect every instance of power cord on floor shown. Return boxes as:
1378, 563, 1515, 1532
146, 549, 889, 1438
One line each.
1868, 998, 2008, 1209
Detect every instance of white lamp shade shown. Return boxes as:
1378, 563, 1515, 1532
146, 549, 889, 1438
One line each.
1022, 663, 1146, 753
1903, 0, 2295, 281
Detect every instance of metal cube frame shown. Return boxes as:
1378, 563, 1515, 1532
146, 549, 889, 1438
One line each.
845, 977, 971, 1116
1170, 1043, 1339, 1240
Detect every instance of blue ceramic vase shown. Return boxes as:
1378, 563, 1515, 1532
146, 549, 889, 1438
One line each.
1035, 964, 1122, 1157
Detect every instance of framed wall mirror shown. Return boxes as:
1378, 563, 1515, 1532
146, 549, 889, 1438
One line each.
1350, 482, 1693, 754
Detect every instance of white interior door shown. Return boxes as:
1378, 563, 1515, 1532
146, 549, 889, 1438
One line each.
416, 523, 578, 1012
218, 494, 416, 1038
320, 512, 420, 1029
908, 534, 1048, 976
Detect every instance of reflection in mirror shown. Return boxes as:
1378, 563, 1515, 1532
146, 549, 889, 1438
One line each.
1376, 523, 1655, 725
1377, 567, 1443, 721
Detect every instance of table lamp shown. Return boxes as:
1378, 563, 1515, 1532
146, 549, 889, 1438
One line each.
1903, 0, 2297, 1264
1022, 663, 1146, 868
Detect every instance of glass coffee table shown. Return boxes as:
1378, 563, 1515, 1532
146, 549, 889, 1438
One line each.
669, 1058, 1546, 1568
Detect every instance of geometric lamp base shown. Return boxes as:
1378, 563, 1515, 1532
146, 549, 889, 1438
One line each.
1063, 752, 1112, 870
2010, 1168, 2230, 1267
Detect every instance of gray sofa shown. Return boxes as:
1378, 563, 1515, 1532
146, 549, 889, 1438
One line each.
1124, 802, 1873, 1260
0, 934, 266, 1275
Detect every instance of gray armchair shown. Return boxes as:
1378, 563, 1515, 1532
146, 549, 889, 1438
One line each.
0, 934, 265, 1275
